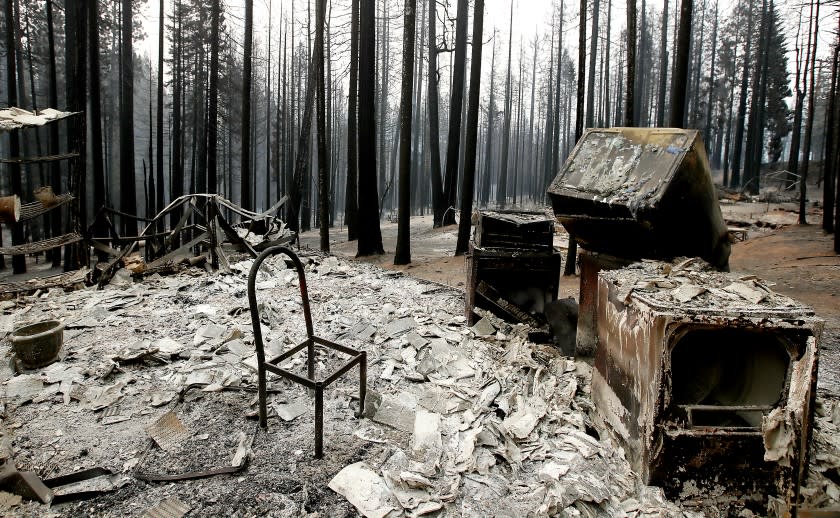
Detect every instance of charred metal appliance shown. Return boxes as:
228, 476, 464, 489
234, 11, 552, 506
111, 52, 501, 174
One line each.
465, 211, 560, 326
546, 128, 731, 356
248, 246, 367, 459
593, 261, 822, 514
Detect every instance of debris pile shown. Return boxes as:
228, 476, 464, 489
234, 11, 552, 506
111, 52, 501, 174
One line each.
0, 250, 836, 515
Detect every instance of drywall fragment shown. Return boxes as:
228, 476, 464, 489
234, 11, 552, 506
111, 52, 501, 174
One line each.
471, 318, 495, 337
502, 396, 548, 440
411, 408, 442, 468
328, 462, 400, 518
671, 284, 706, 303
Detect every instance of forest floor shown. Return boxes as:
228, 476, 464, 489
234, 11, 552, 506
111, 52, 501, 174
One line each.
0, 194, 838, 516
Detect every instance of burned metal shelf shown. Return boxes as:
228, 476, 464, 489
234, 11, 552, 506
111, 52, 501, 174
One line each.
18, 194, 75, 221
0, 232, 83, 256
0, 152, 79, 165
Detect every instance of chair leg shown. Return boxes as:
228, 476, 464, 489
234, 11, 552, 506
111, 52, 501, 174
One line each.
314, 382, 324, 459
258, 365, 268, 429
307, 338, 315, 381
358, 352, 367, 418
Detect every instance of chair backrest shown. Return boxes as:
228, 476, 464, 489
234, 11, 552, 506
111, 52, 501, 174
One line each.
247, 246, 314, 358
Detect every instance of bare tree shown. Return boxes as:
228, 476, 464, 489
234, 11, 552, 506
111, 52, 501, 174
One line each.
315, 0, 329, 251
669, 0, 693, 127
442, 0, 469, 226
156, 0, 165, 227
4, 0, 22, 272
455, 0, 485, 256
346, 0, 359, 239
799, 0, 820, 224
357, 0, 384, 256
395, 0, 417, 265
497, 1, 514, 209
566, 0, 587, 275
120, 0, 137, 236
625, 0, 636, 126
656, 0, 669, 126
428, 0, 445, 226
586, 0, 600, 128
241, 0, 254, 210
208, 0, 221, 194
731, 1, 753, 188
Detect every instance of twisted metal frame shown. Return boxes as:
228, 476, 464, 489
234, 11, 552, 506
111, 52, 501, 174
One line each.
248, 246, 367, 458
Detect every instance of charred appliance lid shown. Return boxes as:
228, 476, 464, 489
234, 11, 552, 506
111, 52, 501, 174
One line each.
547, 128, 731, 270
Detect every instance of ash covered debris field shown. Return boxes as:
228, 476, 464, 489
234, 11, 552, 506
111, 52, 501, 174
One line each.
1, 251, 691, 516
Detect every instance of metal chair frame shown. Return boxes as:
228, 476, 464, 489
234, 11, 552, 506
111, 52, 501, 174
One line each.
248, 246, 367, 458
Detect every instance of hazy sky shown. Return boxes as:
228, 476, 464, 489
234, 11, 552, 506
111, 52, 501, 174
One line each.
136, 0, 833, 96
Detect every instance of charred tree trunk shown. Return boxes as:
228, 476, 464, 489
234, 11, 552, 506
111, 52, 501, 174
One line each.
442, 0, 469, 226
395, 0, 417, 265
788, 13, 806, 189
799, 0, 820, 224
586, 0, 600, 128
703, 1, 718, 148
656, 0, 669, 126
730, 2, 753, 189
551, 1, 564, 181
497, 1, 514, 209
171, 2, 184, 244
120, 0, 137, 236
46, 0, 61, 265
624, 0, 636, 126
566, 0, 587, 275
743, 0, 767, 194
455, 0, 484, 256
357, 0, 384, 255
156, 0, 165, 227
241, 0, 254, 210
64, 0, 87, 270
428, 0, 445, 226
4, 0, 22, 272
480, 38, 496, 206
345, 0, 359, 239
208, 0, 220, 194
824, 41, 839, 234
315, 0, 329, 251
669, 0, 693, 128
88, 1, 105, 222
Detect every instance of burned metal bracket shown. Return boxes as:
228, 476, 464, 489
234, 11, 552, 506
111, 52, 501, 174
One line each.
247, 246, 367, 459
0, 445, 53, 504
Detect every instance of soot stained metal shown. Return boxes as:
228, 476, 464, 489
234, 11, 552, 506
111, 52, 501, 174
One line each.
547, 128, 731, 270
592, 261, 822, 515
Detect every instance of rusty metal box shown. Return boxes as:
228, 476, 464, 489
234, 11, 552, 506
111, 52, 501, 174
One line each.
592, 261, 822, 514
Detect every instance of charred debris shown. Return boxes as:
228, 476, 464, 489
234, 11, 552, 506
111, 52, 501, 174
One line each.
0, 128, 837, 516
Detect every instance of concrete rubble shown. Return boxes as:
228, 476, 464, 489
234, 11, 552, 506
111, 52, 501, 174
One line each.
0, 250, 837, 515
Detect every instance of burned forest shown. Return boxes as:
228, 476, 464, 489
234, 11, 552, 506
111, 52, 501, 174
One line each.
2, 0, 840, 516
